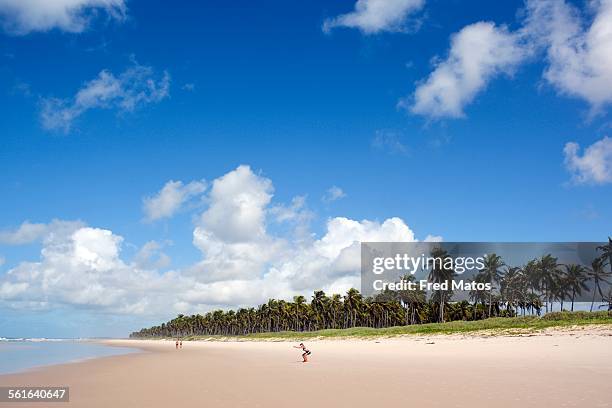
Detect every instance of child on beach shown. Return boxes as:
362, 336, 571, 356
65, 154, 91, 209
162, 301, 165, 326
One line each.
294, 343, 311, 362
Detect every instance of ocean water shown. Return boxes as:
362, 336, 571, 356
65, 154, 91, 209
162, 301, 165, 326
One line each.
0, 339, 138, 375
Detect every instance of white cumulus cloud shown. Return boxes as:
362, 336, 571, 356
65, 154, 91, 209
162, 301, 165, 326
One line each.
0, 219, 84, 245
405, 22, 527, 119
0, 166, 439, 317
0, 0, 126, 35
406, 0, 612, 119
564, 136, 612, 185
41, 61, 170, 132
132, 240, 171, 270
143, 179, 206, 222
522, 0, 612, 116
184, 215, 418, 307
323, 0, 425, 34
199, 165, 273, 243
189, 165, 279, 283
0, 223, 183, 315
184, 165, 423, 307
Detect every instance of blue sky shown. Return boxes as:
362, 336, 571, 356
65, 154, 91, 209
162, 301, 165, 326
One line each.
0, 0, 611, 337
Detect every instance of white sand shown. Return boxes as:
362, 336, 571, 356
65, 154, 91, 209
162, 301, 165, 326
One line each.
1, 326, 611, 408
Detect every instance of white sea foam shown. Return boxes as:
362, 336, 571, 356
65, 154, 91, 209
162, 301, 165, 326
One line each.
0, 337, 71, 342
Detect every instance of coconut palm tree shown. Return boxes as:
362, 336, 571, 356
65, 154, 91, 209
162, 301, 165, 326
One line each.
343, 288, 362, 328
293, 295, 306, 331
596, 237, 612, 270
329, 294, 343, 329
599, 288, 612, 311
537, 254, 561, 313
311, 290, 328, 329
562, 264, 588, 311
427, 247, 455, 322
500, 266, 527, 315
478, 253, 505, 317
469, 272, 488, 320
587, 257, 612, 312
551, 272, 571, 311
525, 292, 542, 316
397, 274, 426, 324
129, 252, 611, 339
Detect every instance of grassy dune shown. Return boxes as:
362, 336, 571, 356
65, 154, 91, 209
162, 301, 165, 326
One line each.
183, 311, 612, 341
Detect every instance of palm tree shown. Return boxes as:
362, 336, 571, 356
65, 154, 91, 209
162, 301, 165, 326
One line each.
397, 274, 425, 324
266, 299, 279, 331
329, 294, 343, 329
596, 237, 612, 270
478, 253, 505, 317
427, 247, 455, 322
525, 292, 542, 316
562, 264, 588, 311
469, 272, 488, 320
537, 254, 561, 313
500, 266, 527, 315
311, 290, 328, 329
293, 295, 306, 331
599, 288, 612, 311
554, 276, 572, 311
587, 257, 612, 312
129, 249, 612, 339
343, 288, 362, 328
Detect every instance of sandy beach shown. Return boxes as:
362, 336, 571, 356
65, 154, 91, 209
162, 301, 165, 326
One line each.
1, 327, 611, 408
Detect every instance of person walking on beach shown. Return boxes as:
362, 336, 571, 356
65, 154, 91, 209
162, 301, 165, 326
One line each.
294, 343, 311, 362
175, 339, 179, 349
179, 339, 183, 349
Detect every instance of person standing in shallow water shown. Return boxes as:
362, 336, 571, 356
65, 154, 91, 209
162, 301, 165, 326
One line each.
294, 343, 311, 362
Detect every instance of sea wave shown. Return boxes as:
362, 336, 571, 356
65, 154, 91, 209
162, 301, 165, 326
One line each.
0, 337, 72, 342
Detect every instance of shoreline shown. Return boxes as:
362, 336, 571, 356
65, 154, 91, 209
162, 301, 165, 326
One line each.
2, 324, 610, 375
0, 340, 141, 377
1, 326, 611, 407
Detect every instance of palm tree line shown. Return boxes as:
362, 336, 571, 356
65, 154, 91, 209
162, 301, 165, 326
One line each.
130, 240, 612, 338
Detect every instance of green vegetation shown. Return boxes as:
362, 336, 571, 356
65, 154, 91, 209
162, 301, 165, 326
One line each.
182, 311, 612, 340
131, 239, 612, 339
